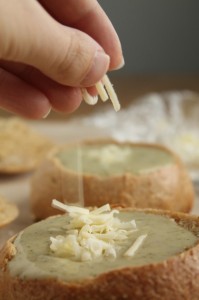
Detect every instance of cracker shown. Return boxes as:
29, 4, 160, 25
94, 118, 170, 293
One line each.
0, 196, 18, 228
0, 117, 54, 174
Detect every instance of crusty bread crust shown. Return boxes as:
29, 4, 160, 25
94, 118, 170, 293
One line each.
0, 117, 54, 174
0, 196, 18, 228
1, 209, 199, 300
30, 140, 194, 220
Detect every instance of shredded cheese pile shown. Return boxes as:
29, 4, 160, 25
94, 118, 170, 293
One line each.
82, 75, 121, 112
50, 200, 145, 262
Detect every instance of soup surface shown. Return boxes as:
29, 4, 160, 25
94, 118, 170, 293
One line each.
57, 144, 174, 177
9, 211, 198, 282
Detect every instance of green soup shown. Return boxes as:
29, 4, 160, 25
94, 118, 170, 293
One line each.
57, 144, 174, 177
9, 211, 198, 282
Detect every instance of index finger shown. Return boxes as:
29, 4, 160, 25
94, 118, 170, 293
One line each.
39, 0, 124, 70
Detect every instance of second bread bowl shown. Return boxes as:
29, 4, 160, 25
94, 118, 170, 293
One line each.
30, 140, 194, 220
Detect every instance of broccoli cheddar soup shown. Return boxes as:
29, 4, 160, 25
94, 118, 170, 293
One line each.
9, 209, 198, 282
56, 144, 174, 177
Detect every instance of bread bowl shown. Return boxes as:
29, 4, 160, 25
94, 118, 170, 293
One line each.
30, 140, 194, 220
0, 117, 54, 174
1, 203, 199, 300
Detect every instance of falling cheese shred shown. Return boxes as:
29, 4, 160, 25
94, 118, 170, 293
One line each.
82, 75, 121, 112
50, 200, 143, 262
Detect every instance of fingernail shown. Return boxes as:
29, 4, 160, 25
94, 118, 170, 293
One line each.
42, 108, 51, 119
112, 57, 125, 70
81, 50, 110, 86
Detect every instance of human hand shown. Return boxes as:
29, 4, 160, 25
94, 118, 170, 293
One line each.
0, 0, 124, 118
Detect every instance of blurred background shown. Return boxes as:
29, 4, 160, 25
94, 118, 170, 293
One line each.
99, 0, 199, 75
90, 0, 199, 115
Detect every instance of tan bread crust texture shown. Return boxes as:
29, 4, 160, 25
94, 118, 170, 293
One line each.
0, 117, 54, 174
1, 209, 199, 300
0, 196, 18, 228
30, 140, 194, 220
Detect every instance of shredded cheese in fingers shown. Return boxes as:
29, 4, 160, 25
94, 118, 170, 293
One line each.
82, 75, 121, 112
82, 88, 98, 105
102, 75, 121, 112
95, 81, 109, 102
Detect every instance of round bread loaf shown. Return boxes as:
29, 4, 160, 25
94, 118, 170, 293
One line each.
0, 117, 54, 174
0, 208, 199, 300
0, 196, 18, 228
30, 141, 194, 220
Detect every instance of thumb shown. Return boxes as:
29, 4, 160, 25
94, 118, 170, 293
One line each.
0, 0, 110, 87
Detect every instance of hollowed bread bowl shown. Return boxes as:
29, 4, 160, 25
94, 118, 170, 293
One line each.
0, 208, 199, 300
30, 140, 194, 220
